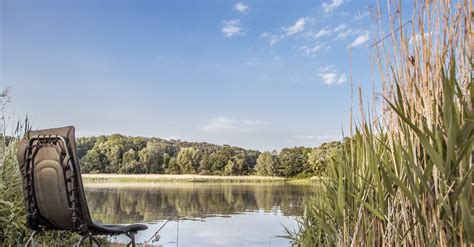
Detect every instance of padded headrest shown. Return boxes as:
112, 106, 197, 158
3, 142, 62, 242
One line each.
16, 126, 76, 166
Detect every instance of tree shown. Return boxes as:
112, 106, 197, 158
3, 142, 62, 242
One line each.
80, 149, 108, 173
278, 147, 311, 177
307, 141, 342, 176
198, 155, 212, 174
75, 135, 268, 176
138, 141, 163, 173
176, 147, 202, 174
77, 137, 97, 160
162, 152, 171, 171
166, 157, 180, 174
208, 146, 235, 175
119, 149, 145, 173
95, 134, 132, 173
255, 152, 279, 176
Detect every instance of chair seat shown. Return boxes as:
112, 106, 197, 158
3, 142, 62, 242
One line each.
90, 222, 148, 234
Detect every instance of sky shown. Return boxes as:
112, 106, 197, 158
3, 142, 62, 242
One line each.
0, 0, 404, 151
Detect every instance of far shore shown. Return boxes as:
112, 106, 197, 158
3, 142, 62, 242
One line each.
82, 173, 320, 185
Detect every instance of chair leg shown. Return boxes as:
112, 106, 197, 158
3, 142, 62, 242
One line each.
74, 234, 88, 247
24, 231, 39, 247
89, 235, 101, 246
126, 232, 136, 247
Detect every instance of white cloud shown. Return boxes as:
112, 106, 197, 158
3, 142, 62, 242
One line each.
300, 43, 327, 55
314, 27, 332, 38
259, 32, 269, 39
284, 18, 307, 35
335, 28, 356, 40
321, 72, 338, 84
409, 32, 433, 45
349, 32, 369, 47
304, 24, 350, 40
200, 117, 271, 133
334, 24, 347, 32
292, 135, 339, 141
274, 56, 280, 61
270, 38, 278, 46
322, 0, 344, 14
337, 74, 347, 84
321, 65, 335, 72
222, 19, 244, 37
234, 2, 249, 13
319, 66, 346, 85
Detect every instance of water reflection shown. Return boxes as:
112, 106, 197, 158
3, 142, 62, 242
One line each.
84, 183, 316, 246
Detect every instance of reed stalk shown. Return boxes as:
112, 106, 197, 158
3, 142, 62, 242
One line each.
289, 0, 473, 246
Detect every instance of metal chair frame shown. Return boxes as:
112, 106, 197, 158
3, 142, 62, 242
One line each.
21, 134, 142, 247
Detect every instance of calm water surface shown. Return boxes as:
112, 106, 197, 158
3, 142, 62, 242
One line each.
85, 183, 317, 247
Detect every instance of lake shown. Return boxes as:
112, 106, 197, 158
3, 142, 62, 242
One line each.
84, 183, 317, 247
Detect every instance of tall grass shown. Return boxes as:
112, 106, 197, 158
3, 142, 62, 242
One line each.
0, 128, 29, 245
0, 92, 83, 245
289, 0, 473, 246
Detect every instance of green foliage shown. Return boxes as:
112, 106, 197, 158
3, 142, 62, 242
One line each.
255, 151, 279, 176
138, 141, 164, 173
76, 134, 341, 177
277, 147, 311, 177
306, 141, 343, 176
176, 147, 202, 174
0, 141, 28, 245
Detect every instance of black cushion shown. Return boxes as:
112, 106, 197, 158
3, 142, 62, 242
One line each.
90, 222, 148, 234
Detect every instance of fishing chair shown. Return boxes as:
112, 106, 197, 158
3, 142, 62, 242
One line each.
16, 126, 147, 247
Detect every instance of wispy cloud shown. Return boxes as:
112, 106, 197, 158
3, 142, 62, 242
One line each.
354, 9, 370, 20
321, 73, 337, 84
304, 24, 357, 41
200, 117, 271, 133
337, 74, 347, 84
314, 27, 332, 38
222, 19, 244, 37
319, 66, 346, 85
270, 37, 278, 46
234, 2, 249, 13
409, 32, 433, 45
335, 28, 356, 40
334, 24, 347, 32
259, 32, 269, 39
284, 18, 308, 35
292, 134, 339, 142
321, 65, 335, 72
349, 32, 369, 47
300, 42, 328, 55
322, 0, 344, 14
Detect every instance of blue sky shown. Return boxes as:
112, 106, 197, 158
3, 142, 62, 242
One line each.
1, 0, 397, 151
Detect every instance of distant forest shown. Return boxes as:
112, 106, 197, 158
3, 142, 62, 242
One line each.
77, 134, 344, 177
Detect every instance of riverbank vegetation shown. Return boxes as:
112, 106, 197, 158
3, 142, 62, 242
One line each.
0, 106, 81, 245
82, 174, 287, 184
289, 1, 473, 246
77, 134, 343, 178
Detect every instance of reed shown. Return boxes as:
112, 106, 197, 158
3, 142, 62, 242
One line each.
82, 173, 287, 184
0, 97, 86, 245
289, 0, 473, 246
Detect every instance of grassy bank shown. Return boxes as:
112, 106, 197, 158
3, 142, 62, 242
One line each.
82, 173, 289, 184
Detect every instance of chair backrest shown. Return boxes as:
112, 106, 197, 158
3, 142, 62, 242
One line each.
16, 126, 92, 232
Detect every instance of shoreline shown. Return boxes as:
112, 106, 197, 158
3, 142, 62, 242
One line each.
82, 174, 317, 185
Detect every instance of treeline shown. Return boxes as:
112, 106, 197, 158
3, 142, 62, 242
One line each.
77, 134, 343, 177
